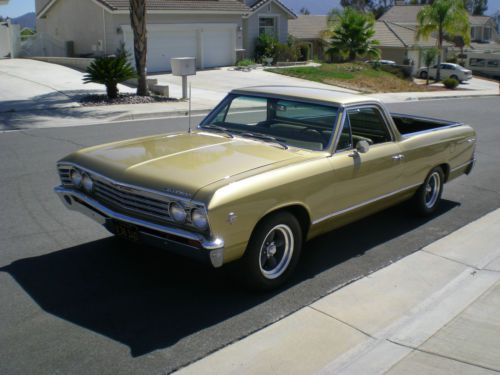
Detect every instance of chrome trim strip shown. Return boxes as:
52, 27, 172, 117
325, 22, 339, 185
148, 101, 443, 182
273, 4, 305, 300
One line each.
57, 162, 204, 206
54, 186, 223, 251
450, 159, 475, 173
312, 183, 422, 225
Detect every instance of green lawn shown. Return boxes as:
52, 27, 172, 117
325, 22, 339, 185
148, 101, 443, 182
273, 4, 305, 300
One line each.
266, 63, 439, 93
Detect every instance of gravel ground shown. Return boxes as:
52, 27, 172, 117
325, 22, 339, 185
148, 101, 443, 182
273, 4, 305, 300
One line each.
80, 93, 179, 107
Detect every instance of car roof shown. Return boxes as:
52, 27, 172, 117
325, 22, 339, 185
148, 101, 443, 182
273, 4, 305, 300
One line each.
230, 86, 379, 106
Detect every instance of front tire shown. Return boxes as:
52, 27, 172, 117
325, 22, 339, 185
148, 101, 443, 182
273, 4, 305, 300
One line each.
239, 212, 302, 290
413, 167, 444, 216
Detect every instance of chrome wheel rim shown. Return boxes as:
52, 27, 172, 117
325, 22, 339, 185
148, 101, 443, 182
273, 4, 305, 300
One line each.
424, 172, 441, 209
259, 224, 294, 280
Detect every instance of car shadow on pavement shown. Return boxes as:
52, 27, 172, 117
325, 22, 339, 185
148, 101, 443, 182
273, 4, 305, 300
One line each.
0, 199, 459, 357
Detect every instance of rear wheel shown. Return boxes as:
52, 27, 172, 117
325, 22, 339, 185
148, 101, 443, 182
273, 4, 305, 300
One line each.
420, 71, 428, 79
239, 212, 302, 290
450, 75, 459, 82
413, 167, 444, 216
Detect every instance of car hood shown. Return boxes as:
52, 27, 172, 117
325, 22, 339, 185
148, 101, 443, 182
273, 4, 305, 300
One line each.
60, 131, 306, 199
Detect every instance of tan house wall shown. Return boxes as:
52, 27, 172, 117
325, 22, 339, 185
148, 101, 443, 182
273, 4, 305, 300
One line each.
36, 0, 105, 56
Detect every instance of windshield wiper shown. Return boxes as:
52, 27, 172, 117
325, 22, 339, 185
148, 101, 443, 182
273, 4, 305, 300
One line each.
240, 132, 288, 150
200, 124, 234, 138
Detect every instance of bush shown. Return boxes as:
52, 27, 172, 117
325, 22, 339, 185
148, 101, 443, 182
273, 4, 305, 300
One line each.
381, 65, 412, 79
274, 43, 300, 63
443, 77, 459, 89
255, 34, 278, 62
236, 58, 255, 67
83, 55, 137, 99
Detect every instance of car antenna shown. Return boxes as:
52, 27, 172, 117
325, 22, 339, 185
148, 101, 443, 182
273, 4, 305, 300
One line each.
188, 82, 192, 134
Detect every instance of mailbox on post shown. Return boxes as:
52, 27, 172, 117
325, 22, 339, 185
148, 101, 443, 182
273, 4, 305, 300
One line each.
171, 57, 196, 99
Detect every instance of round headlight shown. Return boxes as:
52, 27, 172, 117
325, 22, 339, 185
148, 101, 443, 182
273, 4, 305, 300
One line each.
70, 169, 82, 187
170, 202, 187, 223
191, 208, 208, 230
82, 173, 94, 193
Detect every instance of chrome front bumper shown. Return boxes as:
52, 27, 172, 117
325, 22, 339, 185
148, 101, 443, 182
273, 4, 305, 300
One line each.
54, 186, 225, 268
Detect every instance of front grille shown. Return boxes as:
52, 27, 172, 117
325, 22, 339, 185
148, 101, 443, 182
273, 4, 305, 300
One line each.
58, 165, 72, 185
94, 179, 172, 222
57, 164, 204, 228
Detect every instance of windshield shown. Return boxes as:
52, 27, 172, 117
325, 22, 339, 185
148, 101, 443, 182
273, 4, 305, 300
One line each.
199, 94, 339, 151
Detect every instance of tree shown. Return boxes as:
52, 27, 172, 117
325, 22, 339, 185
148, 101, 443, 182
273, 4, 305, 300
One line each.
326, 8, 380, 61
129, 0, 148, 96
422, 47, 438, 85
463, 0, 487, 15
299, 7, 311, 15
83, 55, 137, 99
416, 0, 470, 81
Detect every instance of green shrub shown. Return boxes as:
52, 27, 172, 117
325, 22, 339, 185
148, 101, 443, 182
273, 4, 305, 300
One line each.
255, 34, 278, 62
274, 43, 300, 62
83, 55, 137, 99
443, 77, 459, 89
236, 58, 255, 67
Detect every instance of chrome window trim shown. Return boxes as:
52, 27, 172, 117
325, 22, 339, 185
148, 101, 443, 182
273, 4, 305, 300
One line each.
342, 104, 396, 142
312, 183, 422, 225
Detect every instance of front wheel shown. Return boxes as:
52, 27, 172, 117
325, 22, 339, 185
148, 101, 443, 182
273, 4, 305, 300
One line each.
413, 167, 444, 216
239, 212, 302, 290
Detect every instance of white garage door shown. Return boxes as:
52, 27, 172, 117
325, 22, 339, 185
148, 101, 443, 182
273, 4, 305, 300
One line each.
123, 24, 236, 73
148, 29, 197, 72
203, 29, 234, 68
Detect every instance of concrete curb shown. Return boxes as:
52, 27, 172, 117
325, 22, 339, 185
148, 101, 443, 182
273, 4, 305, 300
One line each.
110, 108, 212, 122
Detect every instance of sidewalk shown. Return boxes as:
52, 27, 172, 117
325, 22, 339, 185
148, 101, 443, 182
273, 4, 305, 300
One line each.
175, 209, 500, 375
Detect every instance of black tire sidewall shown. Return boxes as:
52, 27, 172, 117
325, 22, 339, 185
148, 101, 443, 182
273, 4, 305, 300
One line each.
240, 212, 303, 290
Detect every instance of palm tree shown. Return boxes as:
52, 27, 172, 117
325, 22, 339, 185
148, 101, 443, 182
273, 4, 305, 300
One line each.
129, 0, 148, 96
326, 8, 380, 62
416, 0, 470, 81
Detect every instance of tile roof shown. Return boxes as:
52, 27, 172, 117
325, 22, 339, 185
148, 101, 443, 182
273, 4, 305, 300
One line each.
95, 0, 249, 12
380, 5, 495, 26
379, 5, 424, 24
374, 21, 451, 48
247, 0, 296, 17
288, 15, 328, 39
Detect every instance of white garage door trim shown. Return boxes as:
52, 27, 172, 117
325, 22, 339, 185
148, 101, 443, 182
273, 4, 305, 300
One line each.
122, 23, 237, 72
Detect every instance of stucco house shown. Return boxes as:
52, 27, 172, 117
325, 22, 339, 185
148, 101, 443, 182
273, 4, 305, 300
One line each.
379, 3, 500, 51
288, 15, 328, 60
35, 0, 296, 72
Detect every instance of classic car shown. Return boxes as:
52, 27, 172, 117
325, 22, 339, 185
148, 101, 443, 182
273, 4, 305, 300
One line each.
55, 86, 476, 289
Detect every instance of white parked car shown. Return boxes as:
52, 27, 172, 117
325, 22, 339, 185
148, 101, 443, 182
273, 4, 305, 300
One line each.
417, 63, 472, 82
366, 59, 396, 66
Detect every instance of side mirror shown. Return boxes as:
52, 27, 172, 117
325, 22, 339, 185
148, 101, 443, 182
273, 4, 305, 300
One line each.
356, 140, 370, 154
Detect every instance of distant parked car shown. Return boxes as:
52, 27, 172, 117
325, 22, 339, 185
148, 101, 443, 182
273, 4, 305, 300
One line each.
417, 63, 472, 83
366, 59, 396, 66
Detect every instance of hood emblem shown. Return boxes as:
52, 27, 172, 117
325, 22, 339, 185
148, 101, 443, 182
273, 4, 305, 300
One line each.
164, 188, 191, 198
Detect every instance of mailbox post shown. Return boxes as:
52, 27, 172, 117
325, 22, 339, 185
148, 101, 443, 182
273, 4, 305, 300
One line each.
171, 57, 196, 99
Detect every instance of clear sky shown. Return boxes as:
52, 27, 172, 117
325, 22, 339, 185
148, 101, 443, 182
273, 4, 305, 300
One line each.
0, 0, 499, 18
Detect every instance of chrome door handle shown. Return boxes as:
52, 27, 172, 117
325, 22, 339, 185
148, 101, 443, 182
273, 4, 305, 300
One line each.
392, 154, 405, 161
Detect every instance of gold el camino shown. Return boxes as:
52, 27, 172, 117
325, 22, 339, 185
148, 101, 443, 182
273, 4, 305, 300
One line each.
55, 86, 476, 289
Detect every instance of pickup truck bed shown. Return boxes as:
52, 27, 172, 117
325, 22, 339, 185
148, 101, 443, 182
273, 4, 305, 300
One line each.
391, 113, 458, 135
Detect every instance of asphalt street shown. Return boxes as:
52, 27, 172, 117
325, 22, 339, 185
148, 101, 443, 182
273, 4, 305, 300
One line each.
0, 97, 499, 374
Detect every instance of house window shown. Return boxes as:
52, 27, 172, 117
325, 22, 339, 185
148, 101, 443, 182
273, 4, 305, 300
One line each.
471, 26, 479, 40
259, 17, 277, 37
484, 27, 491, 41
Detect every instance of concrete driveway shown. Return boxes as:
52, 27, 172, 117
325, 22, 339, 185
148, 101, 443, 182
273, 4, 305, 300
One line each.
150, 66, 358, 102
0, 59, 134, 113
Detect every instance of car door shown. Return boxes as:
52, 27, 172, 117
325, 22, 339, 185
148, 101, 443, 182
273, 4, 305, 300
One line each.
318, 106, 405, 223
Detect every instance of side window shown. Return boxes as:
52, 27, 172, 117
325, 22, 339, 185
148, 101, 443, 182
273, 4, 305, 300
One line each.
347, 107, 392, 145
336, 114, 352, 151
